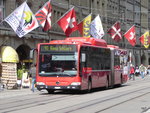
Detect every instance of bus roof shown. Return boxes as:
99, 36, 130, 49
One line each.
107, 45, 119, 49
49, 37, 107, 47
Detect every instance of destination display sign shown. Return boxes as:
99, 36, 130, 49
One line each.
40, 45, 76, 52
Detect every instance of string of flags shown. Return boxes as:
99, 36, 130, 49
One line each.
3, 0, 150, 48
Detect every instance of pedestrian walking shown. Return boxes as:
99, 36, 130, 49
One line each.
123, 64, 129, 80
123, 64, 128, 75
139, 64, 147, 79
147, 65, 150, 76
29, 64, 36, 92
129, 64, 135, 80
135, 65, 140, 76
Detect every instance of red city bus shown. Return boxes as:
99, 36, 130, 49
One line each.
33, 37, 128, 93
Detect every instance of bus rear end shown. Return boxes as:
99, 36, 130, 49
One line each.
36, 44, 81, 93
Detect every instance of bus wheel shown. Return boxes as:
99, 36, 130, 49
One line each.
87, 80, 92, 93
47, 89, 54, 94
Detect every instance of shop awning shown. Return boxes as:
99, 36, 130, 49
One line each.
1, 46, 19, 63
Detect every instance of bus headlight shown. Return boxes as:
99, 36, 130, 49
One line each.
71, 82, 81, 86
36, 82, 45, 85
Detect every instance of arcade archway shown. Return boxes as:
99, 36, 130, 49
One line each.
16, 44, 31, 69
141, 54, 146, 65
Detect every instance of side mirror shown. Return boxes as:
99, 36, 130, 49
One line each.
29, 49, 37, 65
29, 49, 34, 59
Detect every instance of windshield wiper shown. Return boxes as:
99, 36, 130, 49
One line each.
63, 73, 71, 76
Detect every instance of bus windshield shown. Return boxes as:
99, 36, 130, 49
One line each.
39, 45, 77, 76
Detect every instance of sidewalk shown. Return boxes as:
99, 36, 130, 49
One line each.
127, 74, 150, 81
0, 88, 36, 99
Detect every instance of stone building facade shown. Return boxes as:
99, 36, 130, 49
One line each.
0, 0, 149, 68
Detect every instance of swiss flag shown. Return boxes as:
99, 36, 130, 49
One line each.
108, 21, 122, 42
57, 8, 78, 36
124, 25, 136, 46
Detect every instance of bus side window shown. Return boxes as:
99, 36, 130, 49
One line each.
80, 47, 88, 76
81, 53, 86, 62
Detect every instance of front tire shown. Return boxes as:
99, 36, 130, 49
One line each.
47, 89, 54, 94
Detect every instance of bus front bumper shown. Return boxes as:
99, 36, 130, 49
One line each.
36, 85, 81, 91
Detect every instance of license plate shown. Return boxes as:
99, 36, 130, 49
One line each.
55, 87, 61, 89
40, 86, 44, 88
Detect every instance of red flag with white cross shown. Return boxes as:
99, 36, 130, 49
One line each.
57, 7, 78, 36
108, 21, 122, 42
124, 25, 136, 46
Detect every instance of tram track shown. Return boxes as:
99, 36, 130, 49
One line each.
48, 85, 150, 113
0, 93, 79, 113
0, 90, 80, 105
95, 91, 150, 113
1, 78, 150, 113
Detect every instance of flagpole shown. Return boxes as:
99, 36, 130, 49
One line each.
0, 20, 4, 25
35, 0, 51, 15
56, 6, 74, 23
78, 13, 92, 24
123, 24, 135, 36
50, 6, 75, 29
107, 21, 120, 32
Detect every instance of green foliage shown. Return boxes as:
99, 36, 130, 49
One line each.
17, 69, 24, 80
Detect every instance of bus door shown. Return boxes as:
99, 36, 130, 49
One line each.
80, 52, 89, 89
114, 49, 123, 84
110, 49, 115, 87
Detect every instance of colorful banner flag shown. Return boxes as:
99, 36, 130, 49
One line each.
78, 14, 92, 37
108, 21, 122, 42
57, 7, 78, 36
90, 15, 104, 39
4, 2, 39, 38
139, 31, 149, 48
124, 25, 136, 46
35, 0, 52, 31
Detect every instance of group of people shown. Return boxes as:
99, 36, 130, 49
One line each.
17, 63, 36, 92
129, 64, 150, 80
